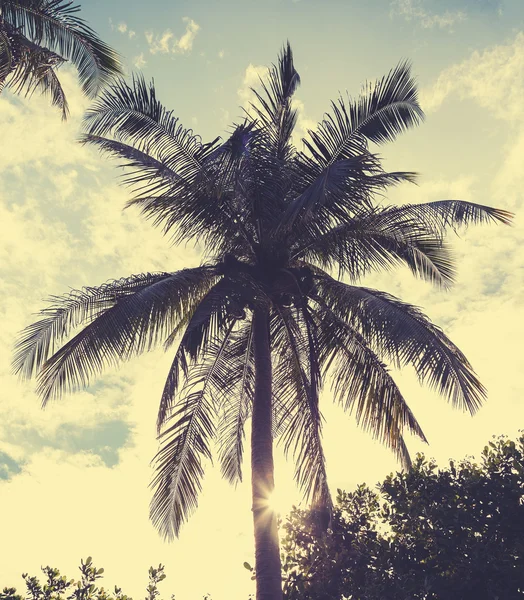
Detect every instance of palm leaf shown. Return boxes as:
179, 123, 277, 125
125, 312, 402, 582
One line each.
13, 272, 184, 380
381, 200, 513, 235
19, 267, 216, 404
156, 277, 235, 432
272, 306, 332, 511
280, 156, 379, 232
316, 275, 486, 414
83, 75, 218, 178
82, 82, 257, 250
1, 0, 122, 97
149, 320, 238, 539
216, 320, 254, 485
81, 134, 182, 192
294, 209, 456, 287
0, 24, 15, 86
313, 301, 427, 468
302, 60, 424, 167
247, 41, 300, 161
6, 35, 68, 117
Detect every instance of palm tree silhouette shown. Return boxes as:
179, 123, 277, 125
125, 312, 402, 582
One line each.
14, 44, 512, 600
0, 0, 122, 118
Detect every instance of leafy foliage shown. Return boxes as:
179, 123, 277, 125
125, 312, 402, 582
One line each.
0, 0, 122, 117
282, 434, 524, 600
1, 558, 177, 600
14, 43, 512, 548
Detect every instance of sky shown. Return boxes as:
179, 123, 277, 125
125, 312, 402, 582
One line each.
1, 0, 524, 598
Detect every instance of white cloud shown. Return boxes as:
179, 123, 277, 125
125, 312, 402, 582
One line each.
133, 52, 147, 69
291, 97, 316, 148
145, 18, 200, 56
391, 0, 467, 29
116, 22, 136, 39
0, 69, 91, 167
173, 17, 200, 54
145, 29, 173, 55
237, 63, 267, 109
421, 31, 524, 119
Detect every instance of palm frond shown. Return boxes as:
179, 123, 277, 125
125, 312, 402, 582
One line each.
1, 0, 122, 97
272, 306, 332, 511
382, 200, 513, 235
302, 61, 423, 168
81, 134, 182, 192
313, 301, 427, 468
282, 151, 417, 238
0, 24, 15, 86
83, 75, 217, 177
247, 41, 300, 161
350, 60, 424, 145
280, 156, 379, 232
149, 320, 239, 539
13, 272, 178, 380
16, 267, 216, 405
156, 277, 235, 432
6, 35, 69, 117
294, 209, 456, 287
216, 320, 254, 485
82, 82, 257, 251
316, 275, 486, 414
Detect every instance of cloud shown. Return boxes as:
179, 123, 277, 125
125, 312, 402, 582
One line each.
145, 29, 173, 55
174, 17, 200, 54
291, 97, 317, 148
237, 63, 267, 109
391, 0, 467, 29
420, 32, 524, 119
133, 53, 147, 69
145, 17, 200, 56
116, 22, 136, 39
218, 49, 225, 59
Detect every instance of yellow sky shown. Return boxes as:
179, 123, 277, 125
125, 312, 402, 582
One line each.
1, 4, 523, 599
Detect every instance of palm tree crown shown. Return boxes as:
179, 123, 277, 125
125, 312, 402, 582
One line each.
14, 43, 512, 600
0, 0, 122, 118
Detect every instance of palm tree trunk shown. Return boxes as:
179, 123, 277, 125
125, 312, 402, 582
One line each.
251, 307, 283, 600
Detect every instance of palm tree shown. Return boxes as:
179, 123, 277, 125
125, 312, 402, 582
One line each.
13, 44, 512, 600
0, 0, 122, 118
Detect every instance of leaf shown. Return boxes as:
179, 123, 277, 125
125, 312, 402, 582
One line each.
1, 0, 123, 97
316, 275, 486, 414
150, 319, 240, 539
301, 61, 424, 174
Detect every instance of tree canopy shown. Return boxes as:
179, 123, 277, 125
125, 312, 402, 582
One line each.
282, 434, 524, 600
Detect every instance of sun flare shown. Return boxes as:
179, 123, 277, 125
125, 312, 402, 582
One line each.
267, 487, 292, 516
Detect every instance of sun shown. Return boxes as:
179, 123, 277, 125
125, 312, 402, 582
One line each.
267, 486, 293, 516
